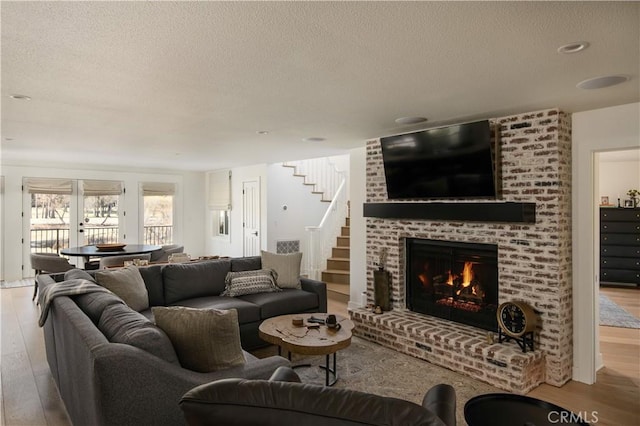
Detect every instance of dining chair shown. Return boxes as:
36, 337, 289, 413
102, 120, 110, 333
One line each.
30, 253, 75, 300
149, 244, 184, 263
98, 253, 152, 269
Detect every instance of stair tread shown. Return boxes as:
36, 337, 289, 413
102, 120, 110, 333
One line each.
328, 257, 350, 261
326, 282, 350, 296
323, 269, 350, 275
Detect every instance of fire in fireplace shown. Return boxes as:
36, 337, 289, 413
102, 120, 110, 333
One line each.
405, 238, 498, 331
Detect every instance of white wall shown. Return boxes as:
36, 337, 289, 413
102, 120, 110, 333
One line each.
265, 164, 326, 253
0, 163, 205, 281
348, 146, 367, 310
205, 164, 268, 257
573, 102, 640, 384
598, 152, 640, 205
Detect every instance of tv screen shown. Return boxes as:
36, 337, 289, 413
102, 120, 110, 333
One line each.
380, 120, 497, 200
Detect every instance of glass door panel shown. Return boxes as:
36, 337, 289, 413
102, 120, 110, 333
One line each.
143, 195, 173, 245
81, 194, 120, 245
29, 192, 72, 254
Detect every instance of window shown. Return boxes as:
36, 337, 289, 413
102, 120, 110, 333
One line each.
81, 180, 123, 245
24, 178, 73, 254
141, 182, 175, 245
208, 170, 231, 239
214, 210, 230, 237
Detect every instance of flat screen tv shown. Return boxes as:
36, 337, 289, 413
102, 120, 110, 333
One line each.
380, 120, 498, 200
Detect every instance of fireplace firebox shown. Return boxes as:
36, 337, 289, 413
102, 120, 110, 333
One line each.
405, 238, 498, 332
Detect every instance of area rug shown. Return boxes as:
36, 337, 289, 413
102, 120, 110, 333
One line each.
254, 336, 501, 425
599, 293, 640, 329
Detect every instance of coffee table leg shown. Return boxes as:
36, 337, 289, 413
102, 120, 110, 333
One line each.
319, 352, 338, 386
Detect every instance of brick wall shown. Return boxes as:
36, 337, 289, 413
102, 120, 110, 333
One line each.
353, 109, 572, 392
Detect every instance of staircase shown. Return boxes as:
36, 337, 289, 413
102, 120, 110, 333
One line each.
322, 216, 350, 304
281, 156, 350, 303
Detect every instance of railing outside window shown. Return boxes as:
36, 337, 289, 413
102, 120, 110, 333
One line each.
30, 228, 70, 253
30, 225, 173, 253
144, 225, 173, 245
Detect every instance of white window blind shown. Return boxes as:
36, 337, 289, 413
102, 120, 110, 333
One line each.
141, 182, 176, 196
208, 170, 231, 210
24, 178, 73, 194
81, 180, 123, 196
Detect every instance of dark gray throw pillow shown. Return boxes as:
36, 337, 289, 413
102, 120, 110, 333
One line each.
73, 291, 125, 324
98, 304, 179, 365
65, 268, 96, 282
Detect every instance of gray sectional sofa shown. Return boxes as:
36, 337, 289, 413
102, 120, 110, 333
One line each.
37, 256, 327, 426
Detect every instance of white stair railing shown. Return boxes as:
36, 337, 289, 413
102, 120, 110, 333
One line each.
303, 178, 348, 280
283, 156, 345, 201
282, 155, 349, 279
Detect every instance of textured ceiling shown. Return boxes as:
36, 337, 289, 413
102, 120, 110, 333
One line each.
1, 1, 638, 171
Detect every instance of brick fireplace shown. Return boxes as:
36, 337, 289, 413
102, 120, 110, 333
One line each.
349, 109, 572, 393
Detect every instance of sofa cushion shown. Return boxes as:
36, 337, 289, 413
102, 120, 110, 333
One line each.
221, 269, 281, 297
239, 289, 319, 319
137, 264, 165, 306
98, 304, 179, 365
169, 296, 261, 324
230, 256, 261, 272
163, 259, 231, 304
261, 251, 302, 289
73, 291, 126, 324
95, 266, 150, 312
152, 306, 245, 373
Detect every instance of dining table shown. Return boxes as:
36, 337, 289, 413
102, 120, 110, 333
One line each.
61, 244, 162, 264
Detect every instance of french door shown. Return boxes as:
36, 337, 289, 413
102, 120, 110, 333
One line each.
22, 178, 123, 276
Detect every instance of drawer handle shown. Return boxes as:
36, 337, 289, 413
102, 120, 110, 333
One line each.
603, 261, 607, 264
603, 225, 607, 229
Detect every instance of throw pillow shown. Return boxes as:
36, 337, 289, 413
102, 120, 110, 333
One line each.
65, 268, 96, 282
152, 306, 245, 373
98, 304, 179, 365
95, 266, 149, 312
221, 269, 281, 297
261, 250, 302, 289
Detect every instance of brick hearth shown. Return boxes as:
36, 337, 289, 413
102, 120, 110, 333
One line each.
350, 109, 572, 393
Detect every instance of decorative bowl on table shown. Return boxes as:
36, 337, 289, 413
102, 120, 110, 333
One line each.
95, 243, 127, 252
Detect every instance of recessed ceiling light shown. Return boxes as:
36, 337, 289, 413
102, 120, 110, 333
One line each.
9, 94, 31, 101
576, 75, 629, 90
557, 41, 589, 54
395, 116, 428, 125
256, 130, 269, 135
302, 137, 326, 142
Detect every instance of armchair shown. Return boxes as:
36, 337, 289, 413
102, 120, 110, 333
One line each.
150, 244, 185, 262
180, 366, 456, 426
30, 253, 74, 300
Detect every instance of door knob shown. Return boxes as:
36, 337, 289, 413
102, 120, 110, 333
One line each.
252, 231, 258, 236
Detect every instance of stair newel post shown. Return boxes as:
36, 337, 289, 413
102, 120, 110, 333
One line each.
305, 225, 321, 280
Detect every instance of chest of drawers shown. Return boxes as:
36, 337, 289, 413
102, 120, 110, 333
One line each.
600, 207, 640, 286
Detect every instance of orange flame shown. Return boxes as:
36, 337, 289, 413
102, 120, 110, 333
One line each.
445, 262, 476, 295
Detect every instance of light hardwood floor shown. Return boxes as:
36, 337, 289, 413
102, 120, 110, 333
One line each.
1, 284, 638, 425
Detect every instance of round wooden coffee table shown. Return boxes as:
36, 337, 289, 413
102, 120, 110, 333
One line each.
259, 313, 354, 386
